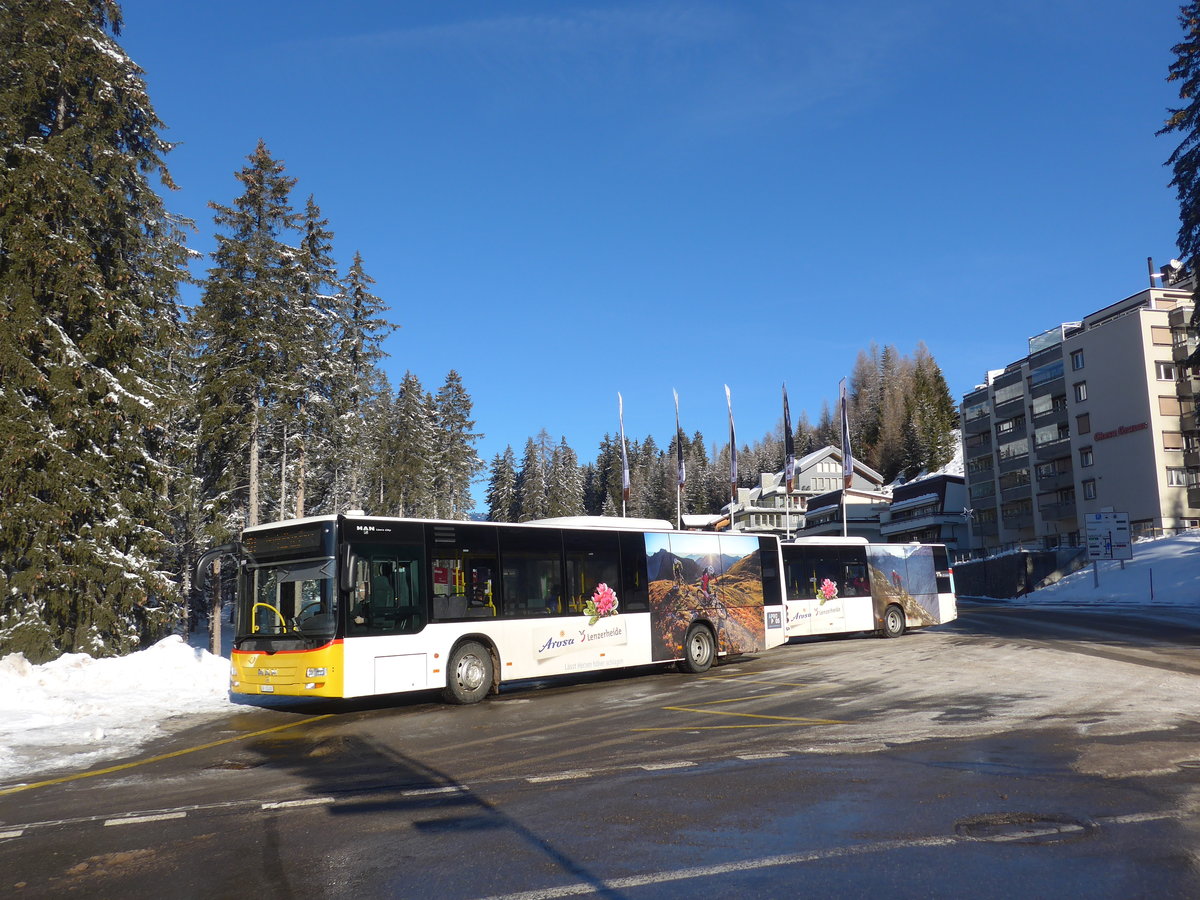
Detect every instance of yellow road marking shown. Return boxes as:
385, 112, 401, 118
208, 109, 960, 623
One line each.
638, 684, 846, 731
0, 714, 333, 797
633, 721, 840, 731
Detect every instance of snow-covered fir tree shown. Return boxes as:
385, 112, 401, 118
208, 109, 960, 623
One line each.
376, 371, 435, 517
429, 370, 483, 520
0, 0, 190, 660
547, 437, 584, 518
193, 141, 300, 538
515, 436, 550, 521
486, 446, 518, 522
334, 251, 393, 512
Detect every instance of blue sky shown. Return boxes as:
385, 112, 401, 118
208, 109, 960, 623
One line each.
119, 0, 1185, 493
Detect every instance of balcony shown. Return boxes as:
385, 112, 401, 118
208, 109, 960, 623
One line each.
1038, 501, 1077, 522
1030, 406, 1068, 428
1035, 437, 1071, 461
1173, 339, 1198, 363
1000, 483, 1032, 503
993, 395, 1024, 419
1002, 512, 1034, 530
1185, 449, 1200, 469
973, 520, 999, 537
998, 453, 1030, 474
964, 414, 992, 436
1035, 470, 1074, 493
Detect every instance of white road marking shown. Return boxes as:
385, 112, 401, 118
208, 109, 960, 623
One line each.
261, 797, 335, 810
638, 761, 696, 771
527, 772, 592, 783
402, 786, 465, 797
479, 836, 961, 900
0, 829, 24, 839
104, 812, 186, 827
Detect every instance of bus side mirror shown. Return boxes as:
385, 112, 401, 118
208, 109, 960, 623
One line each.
340, 545, 359, 593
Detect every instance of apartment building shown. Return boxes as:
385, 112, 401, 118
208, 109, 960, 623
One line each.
961, 272, 1199, 552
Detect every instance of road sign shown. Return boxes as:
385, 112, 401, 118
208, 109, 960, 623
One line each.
1085, 512, 1131, 561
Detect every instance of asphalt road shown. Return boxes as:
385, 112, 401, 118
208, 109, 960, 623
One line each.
2, 602, 1199, 898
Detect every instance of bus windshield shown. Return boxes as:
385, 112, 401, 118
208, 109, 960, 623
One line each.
241, 557, 336, 640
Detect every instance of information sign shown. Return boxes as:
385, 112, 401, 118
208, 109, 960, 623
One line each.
1085, 512, 1131, 561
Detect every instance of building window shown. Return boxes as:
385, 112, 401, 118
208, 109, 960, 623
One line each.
1160, 395, 1183, 416
1079, 447, 1093, 467
1168, 467, 1187, 487
1070, 349, 1085, 370
1151, 326, 1173, 345
1157, 361, 1177, 381
1076, 413, 1090, 435
1073, 381, 1087, 402
1082, 479, 1097, 500
1164, 431, 1184, 451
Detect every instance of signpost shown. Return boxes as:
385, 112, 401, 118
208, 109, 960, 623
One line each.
1085, 511, 1131, 587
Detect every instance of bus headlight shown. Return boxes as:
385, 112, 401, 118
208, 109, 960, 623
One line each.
306, 667, 327, 678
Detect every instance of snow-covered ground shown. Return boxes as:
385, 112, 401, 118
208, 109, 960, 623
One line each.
1, 532, 1197, 784
1010, 530, 1200, 616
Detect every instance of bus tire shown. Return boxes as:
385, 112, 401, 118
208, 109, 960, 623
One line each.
678, 624, 715, 674
881, 604, 906, 639
443, 640, 494, 704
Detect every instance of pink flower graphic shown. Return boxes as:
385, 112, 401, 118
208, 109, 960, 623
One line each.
590, 583, 618, 616
818, 578, 838, 604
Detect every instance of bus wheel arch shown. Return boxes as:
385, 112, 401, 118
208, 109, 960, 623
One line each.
443, 638, 498, 704
880, 604, 906, 639
678, 622, 716, 674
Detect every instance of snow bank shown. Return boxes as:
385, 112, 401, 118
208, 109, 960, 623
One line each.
0, 634, 231, 780
1029, 531, 1200, 610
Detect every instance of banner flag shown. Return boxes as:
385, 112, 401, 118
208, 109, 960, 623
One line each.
725, 384, 737, 500
673, 389, 686, 489
618, 393, 631, 503
840, 377, 853, 490
783, 383, 795, 494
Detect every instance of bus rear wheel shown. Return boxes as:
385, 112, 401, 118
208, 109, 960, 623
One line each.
881, 604, 906, 639
443, 640, 494, 704
678, 624, 715, 674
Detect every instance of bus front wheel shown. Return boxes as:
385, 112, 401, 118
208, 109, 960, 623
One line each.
443, 640, 494, 704
881, 605, 906, 639
678, 624, 715, 674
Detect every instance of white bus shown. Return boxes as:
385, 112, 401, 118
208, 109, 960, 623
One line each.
216, 515, 787, 703
780, 537, 957, 640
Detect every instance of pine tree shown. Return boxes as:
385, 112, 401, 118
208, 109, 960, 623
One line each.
430, 370, 482, 519
193, 141, 299, 538
267, 194, 340, 520
379, 371, 434, 516
547, 437, 584, 517
515, 436, 549, 521
1161, 1, 1200, 353
486, 446, 518, 522
334, 251, 394, 511
1, 0, 190, 660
